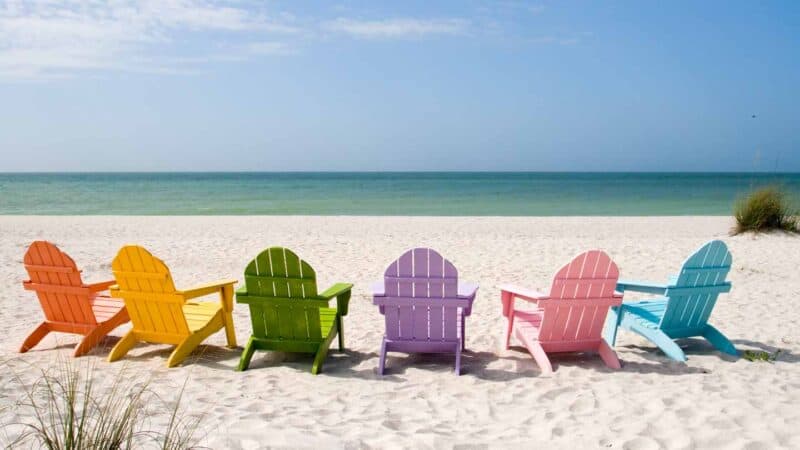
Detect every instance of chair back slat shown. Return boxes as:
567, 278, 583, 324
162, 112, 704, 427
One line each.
660, 240, 732, 331
111, 246, 189, 336
242, 248, 325, 341
381, 248, 463, 342
539, 250, 621, 343
23, 241, 96, 325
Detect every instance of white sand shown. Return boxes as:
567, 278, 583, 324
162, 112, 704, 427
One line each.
0, 216, 798, 449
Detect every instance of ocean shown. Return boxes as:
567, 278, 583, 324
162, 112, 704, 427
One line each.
0, 172, 798, 215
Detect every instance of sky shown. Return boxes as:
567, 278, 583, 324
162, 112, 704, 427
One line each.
0, 0, 798, 172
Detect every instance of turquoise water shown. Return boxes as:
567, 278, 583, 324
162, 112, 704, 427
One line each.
0, 172, 798, 215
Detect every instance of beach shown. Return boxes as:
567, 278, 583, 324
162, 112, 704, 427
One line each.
1, 216, 798, 449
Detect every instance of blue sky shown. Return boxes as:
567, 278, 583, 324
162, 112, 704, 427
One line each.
0, 0, 798, 172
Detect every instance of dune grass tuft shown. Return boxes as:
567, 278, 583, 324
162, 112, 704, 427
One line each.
733, 186, 798, 234
4, 358, 203, 449
743, 349, 782, 363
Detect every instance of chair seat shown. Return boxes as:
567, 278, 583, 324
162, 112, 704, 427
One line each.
91, 296, 126, 323
514, 309, 543, 339
620, 298, 667, 326
183, 302, 223, 333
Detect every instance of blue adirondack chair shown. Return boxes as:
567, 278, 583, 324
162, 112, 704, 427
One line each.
603, 240, 737, 361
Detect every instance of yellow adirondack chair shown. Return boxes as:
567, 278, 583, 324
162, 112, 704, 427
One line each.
107, 245, 237, 367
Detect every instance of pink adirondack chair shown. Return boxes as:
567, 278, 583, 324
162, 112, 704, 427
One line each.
500, 250, 623, 374
372, 248, 478, 375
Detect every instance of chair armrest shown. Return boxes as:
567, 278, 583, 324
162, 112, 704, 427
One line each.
319, 283, 353, 300
499, 284, 549, 302
87, 280, 116, 293
181, 279, 238, 299
616, 279, 669, 295
370, 281, 385, 297
319, 283, 353, 316
457, 281, 479, 316
458, 281, 479, 298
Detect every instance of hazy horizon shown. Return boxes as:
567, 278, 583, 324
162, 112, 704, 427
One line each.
1, 1, 798, 172
2, 170, 800, 174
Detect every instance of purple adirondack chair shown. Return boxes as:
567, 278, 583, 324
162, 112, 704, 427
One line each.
372, 248, 478, 375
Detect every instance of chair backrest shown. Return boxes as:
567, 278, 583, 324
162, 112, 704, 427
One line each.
111, 245, 190, 336
659, 240, 732, 332
381, 248, 462, 342
23, 240, 97, 325
242, 247, 327, 341
537, 250, 620, 344
244, 247, 318, 299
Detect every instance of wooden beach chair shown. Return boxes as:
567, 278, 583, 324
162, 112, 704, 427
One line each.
500, 250, 623, 374
20, 241, 129, 356
236, 247, 353, 374
107, 245, 237, 367
603, 240, 737, 361
372, 248, 478, 375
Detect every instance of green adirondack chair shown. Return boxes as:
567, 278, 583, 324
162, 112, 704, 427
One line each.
236, 247, 353, 374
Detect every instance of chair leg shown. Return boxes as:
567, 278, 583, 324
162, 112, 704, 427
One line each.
167, 332, 206, 368
598, 339, 622, 369
74, 326, 107, 357
20, 322, 51, 353
221, 285, 237, 348
527, 341, 554, 375
378, 337, 387, 376
638, 326, 687, 362
461, 314, 466, 351
336, 314, 345, 351
504, 315, 515, 350
603, 306, 621, 346
312, 319, 340, 375
454, 341, 462, 375
108, 330, 138, 362
311, 344, 329, 375
703, 325, 738, 356
74, 311, 129, 357
237, 337, 257, 371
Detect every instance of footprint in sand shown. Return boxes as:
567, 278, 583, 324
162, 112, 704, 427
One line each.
743, 441, 774, 450
622, 436, 660, 450
539, 386, 572, 401
569, 395, 597, 415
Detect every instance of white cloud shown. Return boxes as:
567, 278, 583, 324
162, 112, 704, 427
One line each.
323, 18, 469, 39
0, 0, 300, 80
0, 1, 587, 81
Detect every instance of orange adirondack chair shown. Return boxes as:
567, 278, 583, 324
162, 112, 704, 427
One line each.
20, 241, 129, 357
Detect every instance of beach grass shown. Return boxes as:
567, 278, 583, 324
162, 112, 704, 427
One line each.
733, 186, 798, 234
743, 349, 782, 363
4, 358, 203, 449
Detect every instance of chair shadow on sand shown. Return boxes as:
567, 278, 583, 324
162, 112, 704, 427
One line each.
223, 348, 382, 378
609, 336, 798, 372
731, 338, 798, 363
68, 335, 244, 370
35, 335, 796, 378
339, 347, 627, 381
502, 344, 716, 377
